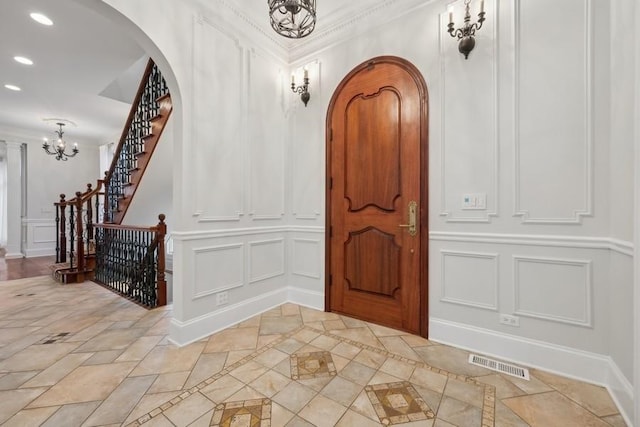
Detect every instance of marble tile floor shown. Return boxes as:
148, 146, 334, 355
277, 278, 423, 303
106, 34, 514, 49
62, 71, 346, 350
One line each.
0, 276, 627, 427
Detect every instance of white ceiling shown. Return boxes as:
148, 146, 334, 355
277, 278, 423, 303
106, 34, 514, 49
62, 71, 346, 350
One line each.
0, 0, 144, 145
0, 0, 389, 145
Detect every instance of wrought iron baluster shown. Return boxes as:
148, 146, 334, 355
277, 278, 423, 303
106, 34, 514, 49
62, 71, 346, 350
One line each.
69, 204, 75, 270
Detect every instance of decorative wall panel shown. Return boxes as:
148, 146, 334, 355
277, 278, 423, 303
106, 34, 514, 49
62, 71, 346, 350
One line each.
193, 243, 244, 299
292, 238, 321, 279
441, 250, 498, 310
249, 238, 285, 283
513, 0, 593, 223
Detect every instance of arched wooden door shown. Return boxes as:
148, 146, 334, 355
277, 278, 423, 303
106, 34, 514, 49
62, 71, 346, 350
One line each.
326, 56, 429, 337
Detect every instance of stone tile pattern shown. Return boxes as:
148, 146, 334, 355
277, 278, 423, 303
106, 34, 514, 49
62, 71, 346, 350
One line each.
365, 381, 434, 424
291, 351, 337, 380
0, 275, 627, 427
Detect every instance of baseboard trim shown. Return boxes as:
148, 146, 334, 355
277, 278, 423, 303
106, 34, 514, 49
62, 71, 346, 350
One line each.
169, 287, 288, 346
24, 248, 55, 258
430, 318, 634, 424
288, 287, 324, 311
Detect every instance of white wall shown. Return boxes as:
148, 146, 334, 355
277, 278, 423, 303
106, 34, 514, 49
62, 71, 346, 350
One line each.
23, 139, 100, 257
97, 0, 636, 422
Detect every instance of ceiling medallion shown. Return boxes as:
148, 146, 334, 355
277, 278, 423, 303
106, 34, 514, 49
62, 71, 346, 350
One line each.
268, 0, 316, 39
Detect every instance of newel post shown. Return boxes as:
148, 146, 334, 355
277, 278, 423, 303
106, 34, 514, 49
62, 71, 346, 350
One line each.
58, 194, 67, 263
156, 214, 167, 306
75, 191, 85, 275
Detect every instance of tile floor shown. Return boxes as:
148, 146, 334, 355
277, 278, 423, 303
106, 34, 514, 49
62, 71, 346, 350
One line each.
0, 275, 628, 427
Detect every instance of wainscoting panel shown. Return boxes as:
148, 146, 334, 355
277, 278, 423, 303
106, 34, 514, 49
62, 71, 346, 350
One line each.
249, 238, 285, 283
23, 219, 56, 257
248, 49, 286, 221
441, 250, 499, 311
513, 0, 593, 223
291, 238, 321, 279
513, 255, 592, 327
192, 15, 245, 222
192, 243, 244, 299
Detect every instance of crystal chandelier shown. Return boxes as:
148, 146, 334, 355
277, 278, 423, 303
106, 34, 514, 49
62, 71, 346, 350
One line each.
268, 0, 316, 39
42, 122, 79, 161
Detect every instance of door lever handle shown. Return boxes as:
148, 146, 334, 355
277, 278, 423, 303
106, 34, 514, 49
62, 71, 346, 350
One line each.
398, 201, 417, 236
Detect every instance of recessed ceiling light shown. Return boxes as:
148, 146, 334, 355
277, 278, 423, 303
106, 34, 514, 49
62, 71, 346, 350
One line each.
14, 56, 34, 65
4, 84, 21, 91
30, 12, 53, 26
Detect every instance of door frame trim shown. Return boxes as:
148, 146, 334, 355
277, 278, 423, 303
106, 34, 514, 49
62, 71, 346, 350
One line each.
324, 56, 430, 338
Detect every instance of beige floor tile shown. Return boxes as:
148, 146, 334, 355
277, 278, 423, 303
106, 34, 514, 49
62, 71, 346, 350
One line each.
183, 352, 227, 389
379, 336, 422, 361
310, 335, 341, 351
367, 323, 406, 337
296, 375, 335, 392
368, 370, 404, 385
331, 341, 361, 360
0, 332, 49, 361
41, 401, 101, 427
275, 338, 306, 355
188, 409, 214, 426
144, 414, 175, 427
531, 369, 620, 417
204, 327, 259, 352
444, 377, 485, 409
229, 360, 269, 384
305, 321, 326, 330
0, 371, 39, 390
298, 394, 348, 427
271, 401, 296, 426
495, 400, 531, 427
436, 396, 483, 426
285, 415, 316, 426
225, 385, 267, 402
74, 327, 148, 353
123, 391, 181, 425
503, 391, 611, 427
336, 409, 382, 426
28, 362, 137, 407
410, 366, 448, 394
433, 419, 457, 427
323, 319, 347, 330
413, 384, 444, 413
260, 316, 302, 335
0, 326, 43, 346
350, 389, 380, 423
148, 371, 191, 394
272, 381, 317, 413
253, 348, 290, 368
236, 316, 262, 328
82, 375, 156, 426
129, 342, 206, 376
0, 342, 80, 372
0, 387, 48, 424
225, 350, 254, 366
340, 360, 377, 385
257, 334, 281, 348
163, 392, 215, 426
300, 307, 340, 323
201, 375, 246, 403
2, 406, 60, 427
23, 352, 93, 387
292, 328, 321, 343
379, 357, 415, 380
353, 348, 387, 370
330, 327, 384, 349
116, 335, 164, 362
249, 370, 292, 397
82, 350, 123, 366
64, 321, 114, 343
474, 373, 527, 399
280, 303, 301, 317
320, 376, 362, 407
401, 334, 434, 348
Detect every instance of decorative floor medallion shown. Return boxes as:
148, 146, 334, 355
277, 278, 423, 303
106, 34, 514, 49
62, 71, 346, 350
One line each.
209, 398, 271, 427
290, 351, 337, 380
366, 381, 435, 425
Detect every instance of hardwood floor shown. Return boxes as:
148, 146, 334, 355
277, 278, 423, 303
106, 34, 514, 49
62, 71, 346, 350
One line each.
0, 248, 56, 280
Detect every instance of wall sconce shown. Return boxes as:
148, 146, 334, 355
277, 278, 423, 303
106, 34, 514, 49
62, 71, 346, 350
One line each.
447, 0, 486, 60
291, 68, 310, 107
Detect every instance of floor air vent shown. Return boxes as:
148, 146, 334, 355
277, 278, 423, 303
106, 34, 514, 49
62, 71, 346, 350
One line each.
468, 354, 530, 380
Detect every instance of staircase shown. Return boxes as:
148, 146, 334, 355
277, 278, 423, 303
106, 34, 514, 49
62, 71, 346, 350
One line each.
51, 59, 172, 308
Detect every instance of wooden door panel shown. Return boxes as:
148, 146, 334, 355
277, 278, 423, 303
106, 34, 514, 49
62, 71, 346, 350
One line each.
345, 227, 400, 297
345, 90, 401, 212
327, 57, 428, 337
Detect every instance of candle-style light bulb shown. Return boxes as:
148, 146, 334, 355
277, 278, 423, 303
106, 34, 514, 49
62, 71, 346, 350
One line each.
304, 68, 308, 79
291, 73, 295, 85
448, 5, 453, 23
480, 0, 484, 13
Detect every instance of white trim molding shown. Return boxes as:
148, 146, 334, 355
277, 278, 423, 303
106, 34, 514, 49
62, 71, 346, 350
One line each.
513, 255, 593, 328
440, 250, 499, 311
248, 238, 285, 284
512, 0, 594, 224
